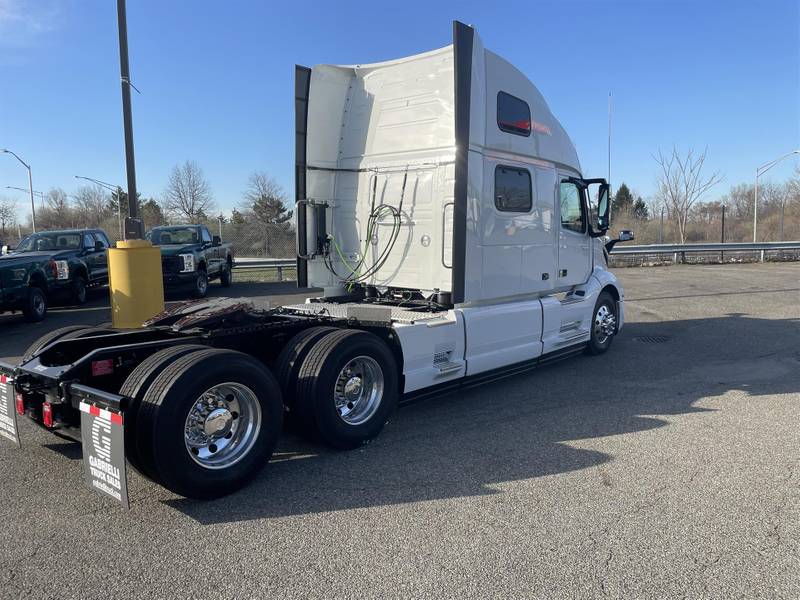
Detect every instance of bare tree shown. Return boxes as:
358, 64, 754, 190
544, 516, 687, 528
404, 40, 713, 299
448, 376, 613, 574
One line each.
41, 188, 75, 228
73, 185, 111, 227
653, 147, 722, 243
0, 196, 17, 237
240, 172, 294, 256
163, 160, 216, 222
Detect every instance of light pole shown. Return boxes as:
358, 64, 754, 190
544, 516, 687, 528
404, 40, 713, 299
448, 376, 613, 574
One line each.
6, 186, 45, 205
75, 175, 123, 238
754, 150, 799, 242
1, 148, 36, 232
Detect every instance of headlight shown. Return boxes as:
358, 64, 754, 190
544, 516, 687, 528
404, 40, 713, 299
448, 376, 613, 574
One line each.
179, 254, 195, 273
55, 260, 69, 280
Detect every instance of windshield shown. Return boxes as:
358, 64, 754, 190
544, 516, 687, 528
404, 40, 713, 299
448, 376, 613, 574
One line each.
147, 227, 200, 245
16, 233, 81, 252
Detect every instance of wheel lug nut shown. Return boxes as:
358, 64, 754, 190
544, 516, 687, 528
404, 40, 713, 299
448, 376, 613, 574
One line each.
209, 444, 218, 453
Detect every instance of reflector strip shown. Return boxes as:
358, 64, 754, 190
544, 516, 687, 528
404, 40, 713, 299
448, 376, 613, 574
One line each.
79, 403, 123, 426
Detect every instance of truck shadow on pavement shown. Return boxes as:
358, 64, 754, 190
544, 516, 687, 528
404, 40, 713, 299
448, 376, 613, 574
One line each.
166, 313, 800, 524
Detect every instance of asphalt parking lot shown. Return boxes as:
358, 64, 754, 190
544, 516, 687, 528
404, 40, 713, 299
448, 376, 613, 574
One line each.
1, 264, 798, 599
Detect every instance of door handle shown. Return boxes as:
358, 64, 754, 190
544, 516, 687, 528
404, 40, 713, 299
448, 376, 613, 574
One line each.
559, 269, 568, 277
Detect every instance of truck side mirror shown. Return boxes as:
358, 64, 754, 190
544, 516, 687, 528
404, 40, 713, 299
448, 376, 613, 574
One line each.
596, 183, 610, 232
212, 235, 222, 246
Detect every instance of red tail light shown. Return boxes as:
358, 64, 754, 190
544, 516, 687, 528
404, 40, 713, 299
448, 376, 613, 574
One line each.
15, 393, 24, 416
42, 402, 53, 428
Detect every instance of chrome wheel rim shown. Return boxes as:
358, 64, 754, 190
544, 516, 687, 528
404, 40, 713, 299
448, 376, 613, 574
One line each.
334, 356, 384, 426
593, 304, 616, 345
33, 293, 45, 316
184, 382, 261, 469
197, 274, 208, 295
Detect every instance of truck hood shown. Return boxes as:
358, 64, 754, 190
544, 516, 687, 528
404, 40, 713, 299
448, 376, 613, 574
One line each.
157, 244, 201, 256
0, 251, 52, 265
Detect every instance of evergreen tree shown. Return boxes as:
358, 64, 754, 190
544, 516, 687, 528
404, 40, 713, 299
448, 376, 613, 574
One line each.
612, 183, 634, 215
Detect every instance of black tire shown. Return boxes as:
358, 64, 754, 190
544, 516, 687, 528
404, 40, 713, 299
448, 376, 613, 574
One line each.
586, 291, 617, 355
294, 329, 398, 450
23, 325, 91, 362
119, 344, 209, 479
70, 275, 88, 305
22, 286, 47, 323
219, 262, 232, 287
275, 326, 337, 412
137, 349, 283, 499
193, 268, 209, 298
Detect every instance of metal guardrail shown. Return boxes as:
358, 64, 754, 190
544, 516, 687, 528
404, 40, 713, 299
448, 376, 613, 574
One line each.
610, 241, 800, 254
233, 257, 295, 281
232, 241, 800, 280
610, 240, 800, 263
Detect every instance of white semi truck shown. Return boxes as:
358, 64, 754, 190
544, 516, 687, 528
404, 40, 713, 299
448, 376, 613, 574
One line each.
0, 22, 632, 504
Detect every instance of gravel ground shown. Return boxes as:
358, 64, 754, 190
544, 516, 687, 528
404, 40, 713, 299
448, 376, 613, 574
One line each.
1, 263, 798, 599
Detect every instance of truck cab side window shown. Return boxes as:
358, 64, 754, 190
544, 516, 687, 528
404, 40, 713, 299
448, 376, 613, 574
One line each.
201, 228, 212, 244
95, 232, 110, 249
83, 233, 96, 250
495, 165, 532, 212
497, 91, 531, 136
559, 181, 586, 233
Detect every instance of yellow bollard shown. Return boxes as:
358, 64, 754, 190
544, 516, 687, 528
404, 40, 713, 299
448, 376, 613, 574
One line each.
108, 239, 165, 328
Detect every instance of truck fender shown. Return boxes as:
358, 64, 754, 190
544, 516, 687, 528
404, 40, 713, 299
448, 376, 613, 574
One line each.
588, 267, 625, 331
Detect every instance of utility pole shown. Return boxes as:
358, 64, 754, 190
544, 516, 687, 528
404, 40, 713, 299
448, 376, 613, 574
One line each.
720, 204, 725, 263
607, 92, 612, 189
107, 0, 164, 328
117, 0, 142, 239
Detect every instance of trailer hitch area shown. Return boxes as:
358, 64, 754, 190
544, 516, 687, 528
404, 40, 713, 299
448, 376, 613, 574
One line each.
144, 296, 270, 330
70, 383, 130, 509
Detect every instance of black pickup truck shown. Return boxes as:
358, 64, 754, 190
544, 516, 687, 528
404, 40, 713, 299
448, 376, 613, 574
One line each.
146, 225, 233, 298
0, 229, 111, 321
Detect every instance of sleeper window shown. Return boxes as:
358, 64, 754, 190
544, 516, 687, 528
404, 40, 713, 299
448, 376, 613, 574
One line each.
559, 181, 586, 233
495, 166, 532, 212
497, 91, 531, 136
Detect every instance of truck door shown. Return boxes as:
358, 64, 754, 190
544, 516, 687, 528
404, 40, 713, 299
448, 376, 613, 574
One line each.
556, 177, 591, 288
200, 227, 218, 274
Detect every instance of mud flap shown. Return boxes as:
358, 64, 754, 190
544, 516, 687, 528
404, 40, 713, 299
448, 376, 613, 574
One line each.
0, 373, 20, 447
74, 385, 129, 509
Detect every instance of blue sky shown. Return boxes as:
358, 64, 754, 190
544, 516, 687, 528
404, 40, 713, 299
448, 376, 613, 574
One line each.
0, 0, 798, 218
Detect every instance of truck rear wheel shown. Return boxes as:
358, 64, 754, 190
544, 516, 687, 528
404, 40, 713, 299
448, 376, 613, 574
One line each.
294, 329, 398, 450
22, 286, 47, 323
119, 344, 209, 479
275, 326, 337, 415
22, 325, 115, 362
70, 275, 88, 305
219, 262, 232, 287
586, 291, 617, 355
23, 325, 91, 362
137, 349, 283, 499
